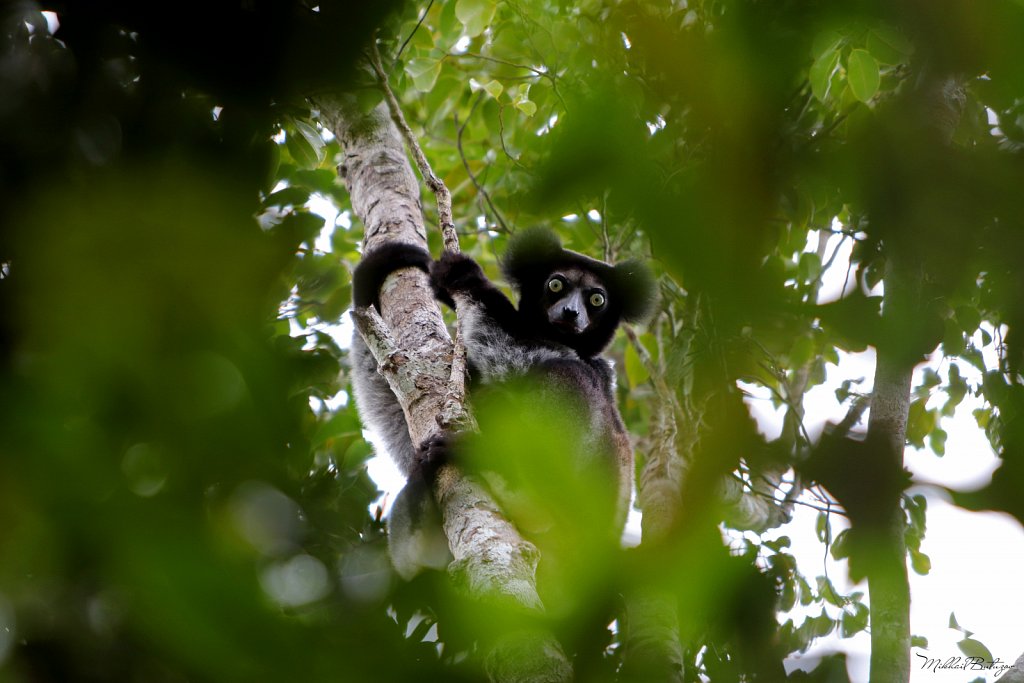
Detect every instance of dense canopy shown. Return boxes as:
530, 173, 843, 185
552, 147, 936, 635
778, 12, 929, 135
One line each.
1, 1, 1023, 681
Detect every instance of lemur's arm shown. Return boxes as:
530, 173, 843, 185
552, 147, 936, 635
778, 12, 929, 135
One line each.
431, 251, 569, 384
430, 250, 518, 329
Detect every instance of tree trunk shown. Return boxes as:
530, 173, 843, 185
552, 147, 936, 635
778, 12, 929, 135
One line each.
865, 345, 913, 683
864, 74, 966, 683
318, 96, 571, 683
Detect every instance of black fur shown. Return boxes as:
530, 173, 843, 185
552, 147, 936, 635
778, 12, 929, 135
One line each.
425, 228, 655, 608
351, 241, 432, 311
429, 229, 654, 515
434, 228, 656, 360
350, 229, 656, 581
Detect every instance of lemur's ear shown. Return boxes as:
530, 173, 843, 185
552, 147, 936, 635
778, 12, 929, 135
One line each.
610, 259, 657, 322
501, 227, 563, 289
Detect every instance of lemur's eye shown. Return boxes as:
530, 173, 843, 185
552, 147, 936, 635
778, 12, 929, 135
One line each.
548, 278, 564, 293
589, 292, 606, 307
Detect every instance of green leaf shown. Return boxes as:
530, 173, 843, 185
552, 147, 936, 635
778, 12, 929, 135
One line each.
830, 528, 851, 560
342, 438, 373, 469
811, 29, 843, 59
816, 576, 843, 607
949, 612, 973, 637
283, 116, 326, 169
920, 367, 942, 390
798, 576, 814, 606
906, 493, 927, 531
483, 79, 504, 100
514, 98, 537, 117
955, 305, 982, 334
316, 284, 352, 322
624, 342, 649, 388
866, 26, 914, 65
943, 364, 969, 416
943, 317, 968, 356
311, 410, 360, 449
355, 87, 384, 114
810, 609, 836, 637
957, 638, 993, 663
809, 49, 840, 103
286, 130, 319, 169
929, 428, 947, 456
910, 546, 932, 575
906, 399, 936, 449
789, 334, 814, 368
264, 186, 311, 208
841, 602, 868, 637
456, 0, 497, 37
962, 346, 986, 372
846, 49, 880, 103
797, 251, 821, 283
406, 58, 442, 92
815, 511, 831, 544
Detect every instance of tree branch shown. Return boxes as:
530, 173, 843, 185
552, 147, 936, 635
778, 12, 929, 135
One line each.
367, 40, 458, 252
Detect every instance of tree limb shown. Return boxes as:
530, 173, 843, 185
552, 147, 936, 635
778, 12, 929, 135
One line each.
367, 40, 458, 253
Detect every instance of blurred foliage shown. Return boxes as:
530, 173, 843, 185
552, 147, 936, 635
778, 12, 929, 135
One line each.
2, 0, 1024, 681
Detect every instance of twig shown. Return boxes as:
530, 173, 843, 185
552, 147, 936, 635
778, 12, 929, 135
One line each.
396, 0, 434, 62
831, 394, 871, 439
599, 196, 611, 263
455, 95, 511, 234
456, 51, 549, 77
368, 40, 459, 253
624, 324, 687, 428
496, 104, 527, 168
731, 472, 845, 516
450, 52, 568, 112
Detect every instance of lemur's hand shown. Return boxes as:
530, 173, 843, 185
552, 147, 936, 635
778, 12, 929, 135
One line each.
430, 251, 487, 297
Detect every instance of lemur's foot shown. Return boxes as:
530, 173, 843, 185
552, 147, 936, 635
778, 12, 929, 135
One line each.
414, 433, 452, 478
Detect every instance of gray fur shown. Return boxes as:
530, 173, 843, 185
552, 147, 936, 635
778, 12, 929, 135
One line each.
349, 331, 417, 475
350, 328, 452, 579
456, 292, 573, 383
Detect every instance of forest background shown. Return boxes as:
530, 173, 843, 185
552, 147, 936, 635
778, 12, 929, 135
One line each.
1, 1, 1024, 682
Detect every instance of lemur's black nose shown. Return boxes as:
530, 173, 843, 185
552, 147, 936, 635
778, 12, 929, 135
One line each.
562, 307, 579, 320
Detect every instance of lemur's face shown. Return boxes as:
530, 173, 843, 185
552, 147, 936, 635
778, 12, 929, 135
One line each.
542, 267, 608, 335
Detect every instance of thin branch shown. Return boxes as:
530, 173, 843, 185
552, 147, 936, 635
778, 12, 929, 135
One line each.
455, 95, 511, 234
455, 51, 549, 77
449, 52, 568, 112
807, 233, 848, 302
600, 195, 612, 263
831, 394, 871, 439
396, 0, 434, 62
625, 324, 687, 428
730, 472, 845, 516
496, 104, 527, 168
368, 39, 459, 252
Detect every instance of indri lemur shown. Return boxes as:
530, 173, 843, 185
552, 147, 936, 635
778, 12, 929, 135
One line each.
351, 229, 656, 583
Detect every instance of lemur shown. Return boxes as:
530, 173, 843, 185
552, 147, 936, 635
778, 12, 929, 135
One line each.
350, 228, 656, 586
